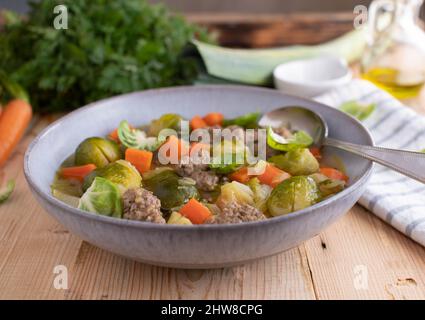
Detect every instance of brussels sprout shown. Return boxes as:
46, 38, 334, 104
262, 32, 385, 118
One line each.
167, 211, 192, 225
247, 178, 272, 213
75, 137, 121, 168
269, 148, 319, 176
148, 113, 182, 136
267, 176, 319, 216
118, 120, 164, 151
78, 177, 122, 218
143, 168, 199, 211
83, 160, 142, 192
216, 181, 254, 209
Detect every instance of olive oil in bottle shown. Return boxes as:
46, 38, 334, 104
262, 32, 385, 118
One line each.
361, 0, 425, 100
362, 67, 425, 99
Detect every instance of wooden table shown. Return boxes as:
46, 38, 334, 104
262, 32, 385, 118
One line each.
1, 13, 425, 300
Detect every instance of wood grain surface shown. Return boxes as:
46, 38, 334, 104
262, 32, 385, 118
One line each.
1, 13, 425, 301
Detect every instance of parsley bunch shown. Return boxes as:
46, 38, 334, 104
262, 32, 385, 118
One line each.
0, 0, 211, 112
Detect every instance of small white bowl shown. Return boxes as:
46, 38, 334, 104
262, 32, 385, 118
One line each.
273, 55, 352, 97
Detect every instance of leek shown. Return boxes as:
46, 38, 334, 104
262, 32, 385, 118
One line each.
193, 28, 366, 85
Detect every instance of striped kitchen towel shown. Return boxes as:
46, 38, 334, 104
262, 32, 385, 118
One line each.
315, 79, 425, 247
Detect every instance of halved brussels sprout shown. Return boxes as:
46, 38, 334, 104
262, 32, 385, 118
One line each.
83, 160, 142, 192
148, 113, 182, 136
143, 168, 199, 211
78, 177, 122, 218
269, 148, 319, 176
167, 211, 192, 225
118, 120, 164, 151
216, 181, 254, 209
75, 137, 121, 168
267, 176, 319, 216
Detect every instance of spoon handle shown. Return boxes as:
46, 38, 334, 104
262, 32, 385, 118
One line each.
324, 138, 425, 183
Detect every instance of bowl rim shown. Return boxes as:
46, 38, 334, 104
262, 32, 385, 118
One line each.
24, 84, 374, 231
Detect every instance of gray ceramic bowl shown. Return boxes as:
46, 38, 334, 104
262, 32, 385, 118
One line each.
24, 85, 373, 268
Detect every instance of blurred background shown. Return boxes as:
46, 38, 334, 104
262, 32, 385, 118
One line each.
1, 0, 374, 13
1, 0, 424, 48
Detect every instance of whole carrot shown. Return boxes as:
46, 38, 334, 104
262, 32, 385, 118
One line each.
0, 72, 32, 167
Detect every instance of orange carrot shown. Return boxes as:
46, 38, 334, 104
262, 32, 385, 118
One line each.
310, 147, 322, 159
320, 167, 349, 182
229, 167, 250, 184
108, 129, 119, 142
179, 198, 212, 224
0, 99, 32, 167
203, 112, 224, 126
258, 164, 291, 188
60, 164, 96, 182
125, 148, 153, 174
158, 135, 189, 161
190, 116, 207, 130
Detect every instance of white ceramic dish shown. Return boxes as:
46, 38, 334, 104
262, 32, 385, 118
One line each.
273, 55, 352, 97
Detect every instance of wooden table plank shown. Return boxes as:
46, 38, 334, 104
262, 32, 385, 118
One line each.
305, 206, 425, 299
65, 245, 315, 300
0, 116, 83, 299
1, 109, 425, 300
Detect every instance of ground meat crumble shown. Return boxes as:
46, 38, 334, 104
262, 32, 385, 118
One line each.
122, 188, 165, 223
207, 202, 266, 224
173, 153, 219, 192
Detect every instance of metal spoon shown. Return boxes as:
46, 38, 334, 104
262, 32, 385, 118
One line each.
259, 106, 425, 183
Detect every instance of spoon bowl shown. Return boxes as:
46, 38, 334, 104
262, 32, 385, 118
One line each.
258, 106, 328, 147
260, 106, 425, 184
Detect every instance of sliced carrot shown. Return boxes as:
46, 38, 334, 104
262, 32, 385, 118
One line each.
179, 198, 212, 224
158, 135, 189, 161
125, 148, 153, 174
320, 167, 349, 182
258, 164, 291, 188
203, 112, 224, 127
229, 167, 250, 184
108, 129, 119, 142
190, 116, 207, 130
310, 147, 322, 159
0, 99, 32, 167
60, 164, 97, 182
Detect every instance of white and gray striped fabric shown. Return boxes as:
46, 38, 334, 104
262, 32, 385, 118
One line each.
315, 79, 425, 247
